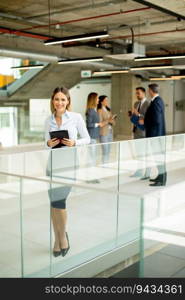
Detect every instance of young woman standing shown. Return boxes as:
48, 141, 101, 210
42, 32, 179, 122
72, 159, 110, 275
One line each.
45, 87, 90, 257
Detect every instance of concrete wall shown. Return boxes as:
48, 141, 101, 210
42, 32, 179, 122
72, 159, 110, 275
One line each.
111, 74, 141, 140
70, 80, 111, 120
174, 80, 185, 133
143, 80, 185, 134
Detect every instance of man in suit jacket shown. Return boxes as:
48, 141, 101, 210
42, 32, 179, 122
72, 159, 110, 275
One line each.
131, 87, 150, 139
140, 83, 167, 186
129, 87, 150, 178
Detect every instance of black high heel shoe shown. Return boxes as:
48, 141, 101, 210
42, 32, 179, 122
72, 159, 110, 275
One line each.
53, 250, 61, 257
61, 232, 70, 257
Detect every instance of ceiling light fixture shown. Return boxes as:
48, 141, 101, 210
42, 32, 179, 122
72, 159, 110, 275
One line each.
131, 65, 173, 71
135, 54, 185, 62
171, 75, 185, 79
149, 77, 173, 81
93, 70, 130, 75
11, 64, 44, 70
58, 57, 104, 64
150, 75, 185, 81
44, 31, 109, 45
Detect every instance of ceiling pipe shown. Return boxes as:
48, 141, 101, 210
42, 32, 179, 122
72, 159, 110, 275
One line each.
26, 0, 127, 20
0, 48, 59, 62
18, 7, 151, 32
132, 0, 185, 21
0, 12, 44, 25
0, 27, 50, 40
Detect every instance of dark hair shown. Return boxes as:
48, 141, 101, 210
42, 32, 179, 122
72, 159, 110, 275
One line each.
50, 86, 71, 113
148, 83, 159, 93
136, 86, 146, 93
97, 95, 110, 111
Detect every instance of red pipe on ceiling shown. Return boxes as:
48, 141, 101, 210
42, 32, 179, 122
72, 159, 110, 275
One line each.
6, 7, 151, 33
0, 27, 49, 40
0, 6, 184, 43
0, 26, 185, 43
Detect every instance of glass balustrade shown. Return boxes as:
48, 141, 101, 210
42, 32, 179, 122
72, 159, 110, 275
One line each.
0, 134, 185, 278
139, 134, 185, 277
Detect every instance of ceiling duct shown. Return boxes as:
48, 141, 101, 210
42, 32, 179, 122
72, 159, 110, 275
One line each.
173, 59, 185, 70
0, 48, 58, 62
105, 25, 145, 61
105, 41, 145, 61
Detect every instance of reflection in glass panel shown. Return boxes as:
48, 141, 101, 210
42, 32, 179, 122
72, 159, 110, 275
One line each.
140, 182, 185, 277
49, 144, 119, 276
21, 178, 51, 277
24, 149, 51, 179
0, 152, 24, 176
50, 183, 117, 277
0, 174, 22, 277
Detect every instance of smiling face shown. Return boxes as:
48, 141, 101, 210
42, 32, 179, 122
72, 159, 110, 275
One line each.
52, 91, 69, 114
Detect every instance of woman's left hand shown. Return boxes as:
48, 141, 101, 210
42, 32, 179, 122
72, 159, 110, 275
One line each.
62, 138, 75, 147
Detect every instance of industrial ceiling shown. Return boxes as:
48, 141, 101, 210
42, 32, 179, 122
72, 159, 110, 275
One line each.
0, 0, 185, 74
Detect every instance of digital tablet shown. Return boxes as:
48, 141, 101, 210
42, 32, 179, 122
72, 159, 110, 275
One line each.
49, 130, 69, 148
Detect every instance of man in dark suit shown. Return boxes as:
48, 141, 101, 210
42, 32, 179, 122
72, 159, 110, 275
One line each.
139, 83, 167, 186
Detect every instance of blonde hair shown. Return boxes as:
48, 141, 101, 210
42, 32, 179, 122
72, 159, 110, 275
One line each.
86, 92, 98, 112
50, 86, 71, 113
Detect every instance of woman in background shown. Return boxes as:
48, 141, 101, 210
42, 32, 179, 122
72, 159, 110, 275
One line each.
45, 86, 90, 257
86, 92, 103, 144
85, 92, 106, 182
98, 95, 116, 164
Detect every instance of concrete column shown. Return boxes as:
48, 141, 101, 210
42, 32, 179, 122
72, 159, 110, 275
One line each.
111, 73, 141, 140
17, 100, 30, 144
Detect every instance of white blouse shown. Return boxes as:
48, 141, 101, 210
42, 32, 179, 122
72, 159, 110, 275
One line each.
45, 111, 90, 147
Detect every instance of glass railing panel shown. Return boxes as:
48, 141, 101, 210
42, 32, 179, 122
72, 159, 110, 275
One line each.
139, 182, 185, 277
0, 152, 24, 176
166, 134, 185, 180
118, 136, 167, 276
21, 177, 51, 278
24, 149, 51, 179
50, 142, 119, 190
118, 138, 150, 246
117, 192, 141, 250
0, 174, 22, 277
50, 181, 118, 277
50, 144, 119, 277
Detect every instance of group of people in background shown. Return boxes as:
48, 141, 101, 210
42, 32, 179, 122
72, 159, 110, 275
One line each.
86, 92, 116, 164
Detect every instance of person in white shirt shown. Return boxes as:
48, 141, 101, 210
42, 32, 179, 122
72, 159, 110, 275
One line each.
45, 86, 90, 257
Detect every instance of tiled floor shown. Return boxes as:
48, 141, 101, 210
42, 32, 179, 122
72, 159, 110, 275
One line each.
112, 244, 185, 278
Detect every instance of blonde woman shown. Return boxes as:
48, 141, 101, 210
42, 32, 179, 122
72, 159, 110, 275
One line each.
86, 92, 104, 144
45, 87, 90, 257
85, 92, 106, 182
